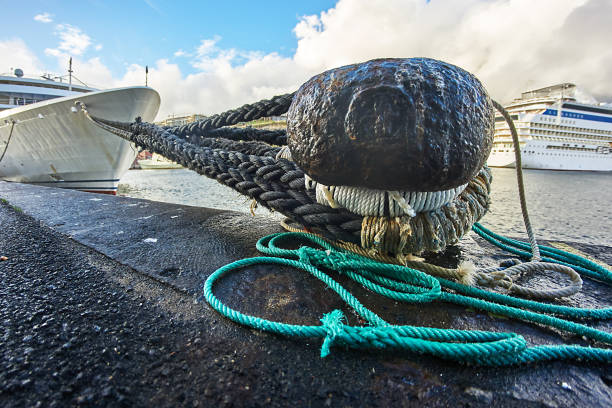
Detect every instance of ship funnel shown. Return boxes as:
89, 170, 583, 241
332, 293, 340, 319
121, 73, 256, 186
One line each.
14, 68, 24, 78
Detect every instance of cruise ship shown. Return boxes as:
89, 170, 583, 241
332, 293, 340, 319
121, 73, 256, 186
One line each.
0, 67, 160, 194
487, 83, 612, 171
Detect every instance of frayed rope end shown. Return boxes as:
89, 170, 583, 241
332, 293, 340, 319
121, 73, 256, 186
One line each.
457, 261, 476, 286
320, 309, 346, 358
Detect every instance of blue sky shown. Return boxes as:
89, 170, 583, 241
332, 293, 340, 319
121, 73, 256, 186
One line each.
2, 0, 610, 119
7, 0, 337, 78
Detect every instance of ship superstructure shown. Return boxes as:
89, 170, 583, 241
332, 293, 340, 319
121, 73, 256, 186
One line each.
0, 68, 93, 111
488, 83, 612, 171
0, 68, 160, 194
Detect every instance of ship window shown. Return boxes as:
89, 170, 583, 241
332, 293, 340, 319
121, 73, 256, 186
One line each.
562, 103, 612, 115
0, 79, 90, 93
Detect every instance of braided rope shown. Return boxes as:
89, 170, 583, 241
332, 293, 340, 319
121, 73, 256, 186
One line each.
81, 96, 585, 299
78, 91, 612, 364
308, 180, 468, 217
203, 232, 612, 366
169, 93, 294, 138
202, 127, 286, 145
82, 110, 491, 254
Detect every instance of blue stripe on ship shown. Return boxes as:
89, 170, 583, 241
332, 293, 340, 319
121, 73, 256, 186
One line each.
543, 109, 612, 123
34, 178, 120, 184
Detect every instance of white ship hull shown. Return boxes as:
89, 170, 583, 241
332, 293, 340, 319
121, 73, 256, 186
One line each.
0, 87, 160, 194
487, 140, 612, 171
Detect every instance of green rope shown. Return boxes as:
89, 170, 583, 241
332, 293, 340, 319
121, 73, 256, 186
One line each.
473, 222, 612, 283
204, 231, 612, 366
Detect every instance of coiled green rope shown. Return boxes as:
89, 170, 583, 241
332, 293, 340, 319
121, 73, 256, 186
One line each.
204, 231, 612, 366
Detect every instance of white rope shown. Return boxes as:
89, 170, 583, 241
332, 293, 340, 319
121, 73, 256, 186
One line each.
307, 180, 467, 217
275, 145, 292, 160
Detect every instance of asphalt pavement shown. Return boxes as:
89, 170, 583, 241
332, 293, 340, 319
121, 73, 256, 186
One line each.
0, 181, 610, 407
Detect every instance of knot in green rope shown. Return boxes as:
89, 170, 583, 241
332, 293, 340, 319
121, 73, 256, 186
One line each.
204, 231, 612, 366
298, 246, 352, 272
320, 310, 347, 358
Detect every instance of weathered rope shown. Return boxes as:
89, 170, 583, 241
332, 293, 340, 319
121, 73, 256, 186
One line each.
81, 96, 583, 299
177, 136, 281, 158
198, 127, 286, 145
81, 96, 582, 298
307, 179, 468, 217
80, 91, 610, 364
280, 217, 474, 284
204, 232, 612, 366
169, 93, 294, 138
79, 103, 491, 254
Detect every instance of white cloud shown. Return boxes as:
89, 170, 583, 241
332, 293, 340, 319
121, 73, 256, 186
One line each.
291, 0, 612, 103
148, 0, 612, 118
94, 44, 103, 51
0, 39, 45, 76
45, 24, 92, 57
5, 0, 612, 121
34, 13, 53, 23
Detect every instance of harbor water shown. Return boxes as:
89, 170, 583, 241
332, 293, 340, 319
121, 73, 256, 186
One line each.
118, 167, 612, 247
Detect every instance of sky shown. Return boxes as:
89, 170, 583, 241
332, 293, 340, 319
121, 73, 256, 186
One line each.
2, 0, 611, 120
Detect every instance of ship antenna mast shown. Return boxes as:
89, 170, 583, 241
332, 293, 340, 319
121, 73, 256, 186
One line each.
68, 57, 73, 91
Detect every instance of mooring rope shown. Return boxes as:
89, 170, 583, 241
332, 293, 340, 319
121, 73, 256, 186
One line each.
79, 91, 611, 364
307, 180, 468, 217
168, 93, 293, 138
79, 103, 491, 254
204, 232, 612, 366
81, 96, 584, 297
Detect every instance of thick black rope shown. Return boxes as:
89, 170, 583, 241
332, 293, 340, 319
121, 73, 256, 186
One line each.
201, 127, 286, 145
176, 127, 286, 153
84, 93, 490, 253
92, 117, 363, 243
169, 93, 294, 138
187, 136, 281, 158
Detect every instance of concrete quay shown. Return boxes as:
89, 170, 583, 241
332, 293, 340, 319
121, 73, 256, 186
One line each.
0, 180, 610, 407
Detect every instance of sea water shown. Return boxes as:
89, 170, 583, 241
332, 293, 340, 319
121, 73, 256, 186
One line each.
118, 168, 612, 247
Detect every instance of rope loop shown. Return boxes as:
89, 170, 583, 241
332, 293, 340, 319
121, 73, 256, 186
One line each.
204, 232, 612, 365
81, 89, 612, 365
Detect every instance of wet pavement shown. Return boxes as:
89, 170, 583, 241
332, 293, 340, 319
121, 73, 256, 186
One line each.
0, 180, 610, 407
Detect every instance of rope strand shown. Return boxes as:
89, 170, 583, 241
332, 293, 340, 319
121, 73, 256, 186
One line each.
76, 93, 610, 365
204, 232, 612, 366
